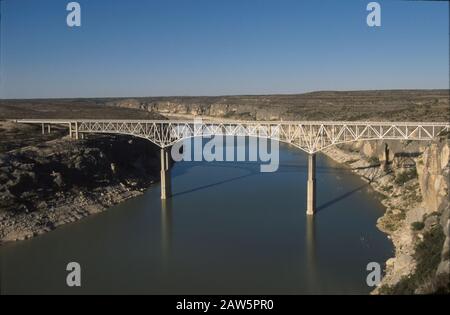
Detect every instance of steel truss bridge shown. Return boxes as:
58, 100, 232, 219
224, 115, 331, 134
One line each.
14, 119, 450, 215
15, 119, 450, 154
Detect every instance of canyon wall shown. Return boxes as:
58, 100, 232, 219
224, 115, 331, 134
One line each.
107, 90, 450, 122
325, 138, 449, 294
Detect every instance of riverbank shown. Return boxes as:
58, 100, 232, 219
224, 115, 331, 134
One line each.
322, 140, 449, 294
0, 128, 161, 245
0, 180, 146, 243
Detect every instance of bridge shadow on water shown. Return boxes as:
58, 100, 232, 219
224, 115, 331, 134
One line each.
171, 162, 264, 197
316, 183, 370, 213
172, 172, 259, 197
171, 160, 354, 198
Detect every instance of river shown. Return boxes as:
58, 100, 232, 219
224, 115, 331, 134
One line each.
0, 139, 393, 294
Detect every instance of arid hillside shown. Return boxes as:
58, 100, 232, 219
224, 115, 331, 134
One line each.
0, 98, 164, 120
107, 90, 450, 122
1, 89, 449, 121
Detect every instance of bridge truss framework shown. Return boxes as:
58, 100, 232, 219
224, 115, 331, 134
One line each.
15, 119, 450, 215
17, 119, 450, 154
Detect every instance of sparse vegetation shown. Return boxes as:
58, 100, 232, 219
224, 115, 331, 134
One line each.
379, 225, 446, 294
2, 90, 449, 122
403, 183, 423, 204
394, 168, 418, 185
381, 184, 393, 192
381, 209, 407, 232
368, 156, 380, 165
411, 221, 425, 231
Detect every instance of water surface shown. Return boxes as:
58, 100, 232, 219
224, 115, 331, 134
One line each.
0, 141, 392, 294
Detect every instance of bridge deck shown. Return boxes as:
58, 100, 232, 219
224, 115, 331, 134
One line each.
13, 118, 450, 154
13, 118, 450, 126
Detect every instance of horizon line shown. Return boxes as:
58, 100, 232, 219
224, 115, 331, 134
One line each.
1, 88, 449, 101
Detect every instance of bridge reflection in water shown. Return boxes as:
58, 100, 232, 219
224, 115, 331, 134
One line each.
161, 199, 173, 276
306, 215, 318, 291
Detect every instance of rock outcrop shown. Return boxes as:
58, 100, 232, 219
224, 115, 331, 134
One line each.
323, 137, 449, 294
106, 90, 450, 122
416, 142, 449, 213
0, 134, 161, 243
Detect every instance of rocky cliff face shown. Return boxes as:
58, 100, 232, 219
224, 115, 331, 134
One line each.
414, 142, 449, 293
0, 134, 161, 243
323, 137, 449, 294
416, 143, 449, 214
107, 90, 450, 122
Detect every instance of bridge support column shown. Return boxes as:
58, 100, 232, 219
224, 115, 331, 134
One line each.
160, 147, 172, 199
306, 153, 316, 215
75, 122, 79, 140
382, 143, 390, 171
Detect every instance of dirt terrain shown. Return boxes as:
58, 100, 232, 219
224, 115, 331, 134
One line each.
1, 89, 449, 122
106, 89, 450, 122
0, 98, 164, 120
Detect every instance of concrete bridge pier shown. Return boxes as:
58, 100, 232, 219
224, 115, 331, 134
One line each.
68, 122, 79, 139
160, 147, 172, 199
75, 122, 79, 140
382, 143, 390, 171
306, 153, 316, 215
41, 123, 51, 134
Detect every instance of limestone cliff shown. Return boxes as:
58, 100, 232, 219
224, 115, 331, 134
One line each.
106, 90, 450, 122
416, 142, 449, 214
323, 138, 449, 294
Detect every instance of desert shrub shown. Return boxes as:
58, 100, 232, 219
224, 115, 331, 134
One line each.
378, 276, 416, 295
379, 225, 445, 294
411, 221, 425, 231
368, 156, 380, 165
414, 225, 445, 282
395, 168, 417, 185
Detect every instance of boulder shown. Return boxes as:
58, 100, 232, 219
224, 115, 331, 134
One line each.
52, 172, 64, 187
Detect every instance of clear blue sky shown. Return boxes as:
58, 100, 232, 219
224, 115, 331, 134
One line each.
0, 0, 448, 99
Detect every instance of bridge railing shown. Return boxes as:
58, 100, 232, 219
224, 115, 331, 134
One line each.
14, 119, 450, 153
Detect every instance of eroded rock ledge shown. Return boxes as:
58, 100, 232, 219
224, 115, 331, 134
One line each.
0, 135, 160, 244
323, 138, 449, 294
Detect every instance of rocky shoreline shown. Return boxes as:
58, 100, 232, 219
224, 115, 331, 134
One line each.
322, 140, 449, 294
0, 182, 146, 243
0, 133, 161, 245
